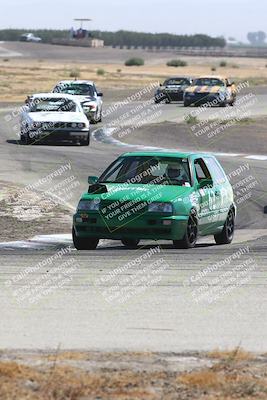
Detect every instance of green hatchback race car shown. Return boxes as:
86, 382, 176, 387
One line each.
73, 152, 236, 250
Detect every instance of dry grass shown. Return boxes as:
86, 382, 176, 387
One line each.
1, 350, 267, 400
0, 361, 160, 400
0, 55, 267, 102
179, 369, 223, 389
178, 365, 267, 399
43, 351, 91, 362
207, 348, 255, 361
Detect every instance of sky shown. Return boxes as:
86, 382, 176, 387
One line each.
0, 0, 266, 42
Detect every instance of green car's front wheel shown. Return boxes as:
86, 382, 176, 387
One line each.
72, 227, 99, 250
173, 215, 198, 249
121, 239, 140, 249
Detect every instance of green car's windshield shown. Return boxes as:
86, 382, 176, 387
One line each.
164, 78, 190, 86
192, 78, 225, 87
99, 156, 191, 186
54, 84, 95, 97
29, 98, 77, 112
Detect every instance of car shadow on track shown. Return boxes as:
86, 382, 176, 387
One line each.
6, 139, 82, 147
99, 242, 217, 251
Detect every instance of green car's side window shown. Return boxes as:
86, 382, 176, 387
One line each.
204, 157, 227, 185
194, 158, 212, 182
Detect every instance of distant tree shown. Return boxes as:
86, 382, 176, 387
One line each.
258, 31, 266, 44
0, 29, 226, 48
247, 31, 266, 46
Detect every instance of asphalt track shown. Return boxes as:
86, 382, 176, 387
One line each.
0, 41, 179, 64
0, 95, 266, 351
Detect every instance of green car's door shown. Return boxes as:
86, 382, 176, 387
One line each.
192, 157, 217, 234
204, 156, 231, 224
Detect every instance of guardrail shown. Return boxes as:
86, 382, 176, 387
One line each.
110, 45, 267, 58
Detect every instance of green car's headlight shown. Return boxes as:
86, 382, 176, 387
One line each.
148, 202, 173, 213
77, 200, 100, 211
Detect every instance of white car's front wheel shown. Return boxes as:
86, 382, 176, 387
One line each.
81, 133, 90, 146
91, 108, 102, 124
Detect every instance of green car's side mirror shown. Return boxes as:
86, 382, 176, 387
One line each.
198, 178, 213, 189
88, 176, 98, 184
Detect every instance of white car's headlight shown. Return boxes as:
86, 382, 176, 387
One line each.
78, 123, 84, 128
148, 202, 173, 213
72, 123, 77, 128
77, 200, 100, 211
82, 102, 97, 110
32, 122, 41, 129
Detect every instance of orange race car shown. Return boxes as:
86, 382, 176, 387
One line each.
184, 75, 236, 107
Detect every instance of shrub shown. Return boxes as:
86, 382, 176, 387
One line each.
3, 58, 9, 62
220, 60, 227, 67
125, 57, 144, 66
117, 68, 122, 73
69, 68, 80, 78
185, 114, 198, 125
211, 66, 217, 71
166, 59, 187, 67
97, 68, 105, 76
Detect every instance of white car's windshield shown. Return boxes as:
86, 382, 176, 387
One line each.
193, 78, 225, 87
164, 78, 190, 86
54, 84, 95, 97
99, 156, 191, 186
29, 98, 77, 112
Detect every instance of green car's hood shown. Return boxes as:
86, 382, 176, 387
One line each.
82, 183, 193, 203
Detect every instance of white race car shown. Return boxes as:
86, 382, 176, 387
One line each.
20, 33, 42, 42
52, 80, 103, 124
21, 93, 90, 145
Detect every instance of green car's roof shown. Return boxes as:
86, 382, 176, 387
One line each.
121, 151, 211, 158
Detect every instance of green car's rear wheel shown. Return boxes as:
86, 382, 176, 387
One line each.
214, 208, 235, 245
121, 239, 140, 249
72, 227, 99, 250
173, 214, 198, 249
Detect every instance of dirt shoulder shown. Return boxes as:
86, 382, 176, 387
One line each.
0, 348, 267, 400
1, 53, 267, 102
0, 181, 72, 242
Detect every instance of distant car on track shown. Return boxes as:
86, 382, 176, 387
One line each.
73, 151, 236, 250
184, 75, 236, 107
155, 77, 192, 103
19, 33, 42, 43
52, 80, 103, 124
21, 93, 90, 145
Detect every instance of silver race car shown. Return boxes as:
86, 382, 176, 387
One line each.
53, 80, 103, 123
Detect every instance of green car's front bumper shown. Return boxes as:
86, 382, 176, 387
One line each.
73, 212, 189, 241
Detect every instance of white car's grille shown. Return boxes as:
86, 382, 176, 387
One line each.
39, 122, 85, 130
